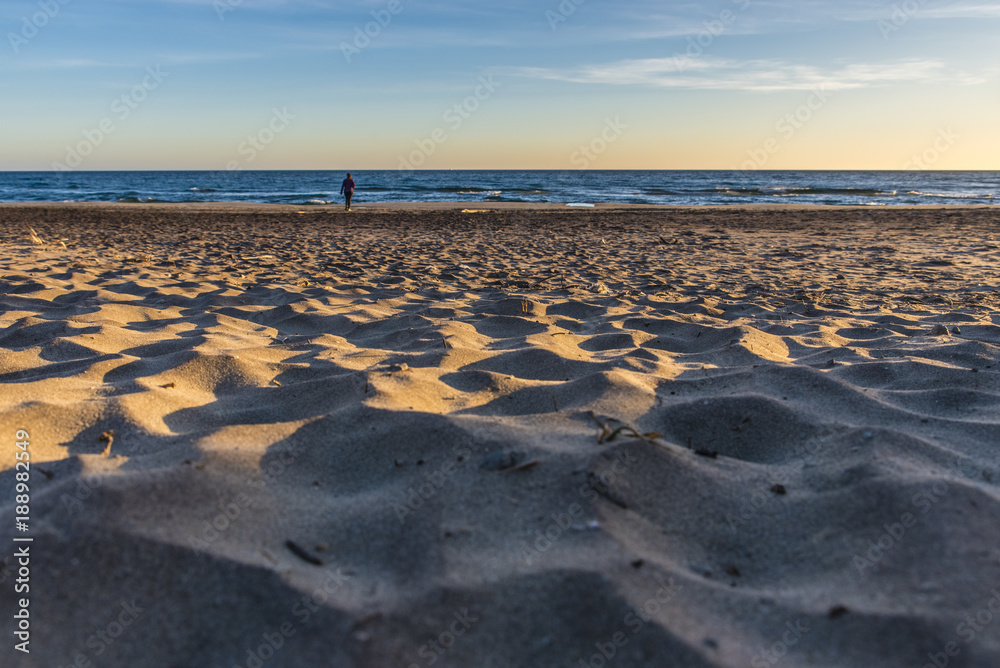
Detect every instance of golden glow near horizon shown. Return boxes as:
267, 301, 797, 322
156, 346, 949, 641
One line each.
0, 1, 997, 171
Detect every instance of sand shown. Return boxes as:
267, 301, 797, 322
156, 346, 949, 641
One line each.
1, 202, 999, 668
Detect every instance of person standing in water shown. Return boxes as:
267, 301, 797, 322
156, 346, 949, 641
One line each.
340, 173, 356, 211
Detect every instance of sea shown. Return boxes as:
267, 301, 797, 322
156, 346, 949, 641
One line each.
1, 170, 998, 207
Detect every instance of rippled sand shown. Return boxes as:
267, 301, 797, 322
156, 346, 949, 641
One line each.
1, 202, 999, 667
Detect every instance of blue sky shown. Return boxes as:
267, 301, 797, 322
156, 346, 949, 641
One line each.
1, 0, 998, 170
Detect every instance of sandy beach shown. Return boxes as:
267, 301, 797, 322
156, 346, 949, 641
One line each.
2, 202, 999, 667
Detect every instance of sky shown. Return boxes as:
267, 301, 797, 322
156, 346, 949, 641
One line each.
1, 0, 998, 171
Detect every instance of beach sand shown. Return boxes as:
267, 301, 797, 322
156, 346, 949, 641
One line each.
1, 202, 999, 667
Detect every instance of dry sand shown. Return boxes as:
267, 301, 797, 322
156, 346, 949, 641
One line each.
1, 202, 999, 667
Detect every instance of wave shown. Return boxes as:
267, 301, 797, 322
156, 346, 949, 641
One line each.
907, 191, 995, 200
714, 186, 899, 197
638, 188, 686, 196
399, 185, 551, 195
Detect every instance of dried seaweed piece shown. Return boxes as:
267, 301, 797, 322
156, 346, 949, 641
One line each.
504, 460, 540, 473
285, 540, 324, 566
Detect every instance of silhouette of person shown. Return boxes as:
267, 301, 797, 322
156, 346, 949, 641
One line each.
340, 173, 356, 211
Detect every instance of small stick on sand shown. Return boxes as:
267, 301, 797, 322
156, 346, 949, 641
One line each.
99, 431, 115, 457
285, 540, 324, 566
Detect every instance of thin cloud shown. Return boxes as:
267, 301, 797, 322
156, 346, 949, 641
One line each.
506, 57, 986, 92
919, 3, 1000, 19
791, 0, 1000, 22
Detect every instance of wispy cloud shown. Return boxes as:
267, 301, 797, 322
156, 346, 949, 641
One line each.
506, 57, 986, 92
592, 1, 1000, 41
784, 0, 1000, 23
919, 3, 1000, 19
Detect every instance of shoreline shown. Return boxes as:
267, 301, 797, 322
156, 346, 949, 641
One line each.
2, 200, 999, 212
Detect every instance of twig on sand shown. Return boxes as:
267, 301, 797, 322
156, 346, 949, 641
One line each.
285, 540, 324, 566
99, 431, 115, 457
504, 459, 540, 473
27, 227, 45, 245
586, 412, 662, 446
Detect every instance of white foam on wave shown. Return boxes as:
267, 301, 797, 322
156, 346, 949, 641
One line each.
908, 190, 994, 199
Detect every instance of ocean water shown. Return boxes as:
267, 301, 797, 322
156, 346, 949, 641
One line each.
1, 170, 998, 207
